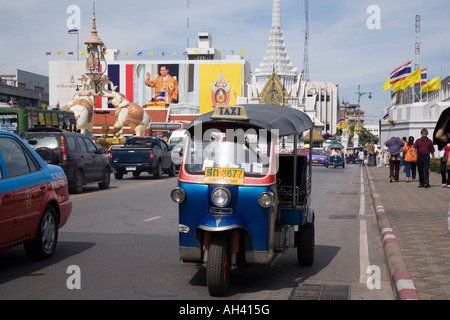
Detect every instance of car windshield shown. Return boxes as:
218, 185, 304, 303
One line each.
184, 129, 271, 177
22, 135, 59, 150
312, 149, 325, 155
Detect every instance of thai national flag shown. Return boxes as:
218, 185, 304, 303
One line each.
415, 68, 427, 86
106, 64, 135, 108
383, 113, 390, 120
68, 28, 79, 34
389, 61, 411, 84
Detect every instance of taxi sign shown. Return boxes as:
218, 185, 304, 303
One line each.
210, 105, 249, 120
204, 167, 244, 185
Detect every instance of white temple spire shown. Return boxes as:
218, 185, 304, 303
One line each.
254, 0, 298, 96
272, 0, 281, 29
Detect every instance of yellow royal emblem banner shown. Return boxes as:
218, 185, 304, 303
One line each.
199, 64, 242, 114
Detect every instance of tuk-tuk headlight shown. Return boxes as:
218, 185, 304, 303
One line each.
211, 187, 231, 207
258, 191, 274, 208
171, 187, 186, 203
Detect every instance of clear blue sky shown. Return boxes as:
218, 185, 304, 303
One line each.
1, 0, 449, 124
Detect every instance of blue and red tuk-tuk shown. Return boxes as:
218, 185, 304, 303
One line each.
170, 104, 315, 296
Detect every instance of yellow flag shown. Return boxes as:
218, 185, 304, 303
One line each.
126, 51, 131, 56
420, 76, 441, 93
172, 51, 176, 55
400, 69, 421, 90
149, 51, 153, 55
240, 50, 246, 54
57, 51, 63, 55
428, 76, 441, 91
79, 51, 85, 56
393, 82, 403, 93
382, 77, 393, 92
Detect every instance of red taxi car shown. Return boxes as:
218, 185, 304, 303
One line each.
0, 130, 72, 259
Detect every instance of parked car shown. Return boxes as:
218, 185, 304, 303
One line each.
111, 136, 176, 179
21, 128, 111, 194
0, 130, 72, 259
311, 148, 327, 165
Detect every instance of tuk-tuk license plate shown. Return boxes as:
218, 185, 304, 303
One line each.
204, 168, 244, 185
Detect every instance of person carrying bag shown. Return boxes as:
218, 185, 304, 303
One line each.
403, 136, 417, 182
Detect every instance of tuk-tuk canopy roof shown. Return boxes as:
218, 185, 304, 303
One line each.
328, 144, 344, 150
188, 104, 313, 137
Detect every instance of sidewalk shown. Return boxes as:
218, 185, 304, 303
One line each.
365, 165, 450, 300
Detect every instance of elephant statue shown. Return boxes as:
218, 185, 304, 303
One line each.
104, 90, 151, 137
61, 90, 94, 134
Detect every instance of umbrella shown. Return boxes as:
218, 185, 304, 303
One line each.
433, 106, 450, 150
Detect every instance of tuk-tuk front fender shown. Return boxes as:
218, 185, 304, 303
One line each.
197, 214, 251, 239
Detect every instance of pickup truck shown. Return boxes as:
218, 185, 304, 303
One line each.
111, 136, 176, 179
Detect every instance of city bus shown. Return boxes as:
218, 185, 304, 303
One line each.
0, 106, 77, 135
148, 122, 189, 142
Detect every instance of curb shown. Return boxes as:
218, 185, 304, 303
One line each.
365, 167, 420, 300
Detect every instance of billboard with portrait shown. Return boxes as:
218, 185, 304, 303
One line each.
106, 61, 246, 115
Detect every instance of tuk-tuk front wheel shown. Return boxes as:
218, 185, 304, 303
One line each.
296, 222, 315, 266
207, 235, 230, 296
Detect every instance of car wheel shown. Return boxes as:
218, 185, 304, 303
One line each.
70, 169, 84, 194
207, 235, 231, 296
168, 162, 176, 177
114, 172, 123, 180
98, 167, 111, 189
296, 222, 315, 266
153, 162, 162, 179
132, 171, 141, 178
24, 205, 58, 260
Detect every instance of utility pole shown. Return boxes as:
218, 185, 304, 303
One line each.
302, 0, 309, 81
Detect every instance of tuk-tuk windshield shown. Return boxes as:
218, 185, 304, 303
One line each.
184, 129, 271, 177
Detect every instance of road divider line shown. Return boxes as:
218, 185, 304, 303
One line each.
359, 166, 371, 285
142, 216, 161, 222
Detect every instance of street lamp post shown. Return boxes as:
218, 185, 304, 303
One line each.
355, 85, 373, 106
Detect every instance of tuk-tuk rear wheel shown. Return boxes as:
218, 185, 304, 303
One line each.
296, 222, 315, 266
206, 235, 230, 296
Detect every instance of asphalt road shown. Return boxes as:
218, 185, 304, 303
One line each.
0, 163, 394, 300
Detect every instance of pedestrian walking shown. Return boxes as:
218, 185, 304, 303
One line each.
399, 137, 407, 173
402, 136, 417, 183
368, 141, 376, 166
358, 149, 364, 167
413, 128, 435, 188
435, 116, 450, 187
376, 144, 382, 167
385, 137, 404, 182
438, 143, 450, 187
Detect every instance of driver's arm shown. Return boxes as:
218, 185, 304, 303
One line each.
436, 118, 449, 143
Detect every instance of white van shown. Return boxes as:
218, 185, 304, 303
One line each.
169, 129, 187, 169
168, 129, 187, 146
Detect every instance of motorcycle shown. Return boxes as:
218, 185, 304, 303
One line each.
326, 144, 346, 169
171, 104, 315, 296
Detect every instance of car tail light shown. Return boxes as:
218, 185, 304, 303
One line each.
149, 149, 154, 161
60, 135, 68, 164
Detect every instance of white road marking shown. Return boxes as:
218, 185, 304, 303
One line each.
359, 166, 371, 285
142, 216, 162, 222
